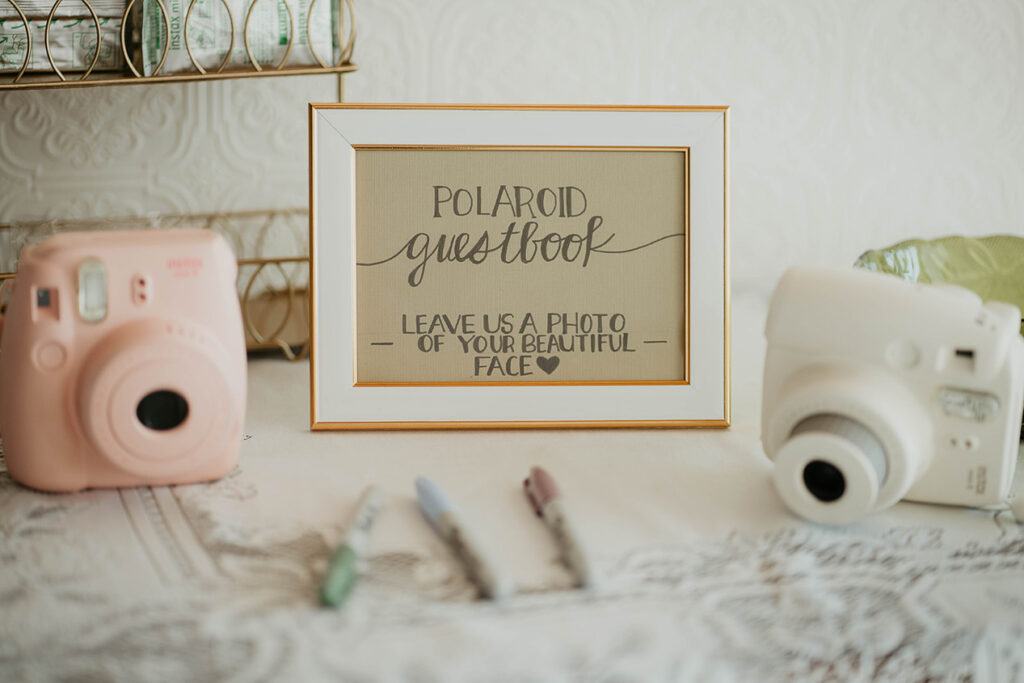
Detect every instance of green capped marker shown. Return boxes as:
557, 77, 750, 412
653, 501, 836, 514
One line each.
320, 485, 382, 608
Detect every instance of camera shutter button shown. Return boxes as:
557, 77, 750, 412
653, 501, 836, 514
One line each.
35, 340, 67, 371
932, 284, 982, 307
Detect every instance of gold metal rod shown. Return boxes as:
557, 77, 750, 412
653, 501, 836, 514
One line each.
183, 0, 233, 74
305, 0, 327, 68
43, 0, 101, 81
241, 0, 296, 72
150, 0, 171, 75
118, 0, 167, 77
0, 62, 356, 90
275, 0, 294, 69
237, 256, 309, 265
79, 0, 103, 79
43, 0, 67, 81
0, 207, 308, 230
184, 0, 208, 74
216, 0, 234, 73
336, 0, 354, 65
8, 0, 31, 83
120, 0, 141, 77
241, 261, 295, 343
2, 256, 310, 279
242, 0, 260, 71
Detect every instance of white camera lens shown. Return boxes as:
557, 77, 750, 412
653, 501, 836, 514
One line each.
773, 414, 888, 525
802, 460, 846, 502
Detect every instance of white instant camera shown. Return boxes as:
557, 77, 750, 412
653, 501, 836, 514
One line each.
762, 266, 1024, 525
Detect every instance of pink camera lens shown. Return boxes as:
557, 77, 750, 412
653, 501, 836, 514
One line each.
77, 318, 239, 478
136, 390, 189, 431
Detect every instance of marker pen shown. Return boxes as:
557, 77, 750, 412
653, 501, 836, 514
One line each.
524, 466, 598, 592
416, 476, 513, 601
320, 485, 382, 608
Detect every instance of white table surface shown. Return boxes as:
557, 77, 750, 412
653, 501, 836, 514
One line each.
3, 287, 1024, 682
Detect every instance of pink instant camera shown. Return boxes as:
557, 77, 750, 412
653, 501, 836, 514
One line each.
0, 229, 246, 492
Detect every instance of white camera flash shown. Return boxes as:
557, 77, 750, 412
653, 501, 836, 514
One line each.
937, 387, 1000, 423
77, 259, 107, 323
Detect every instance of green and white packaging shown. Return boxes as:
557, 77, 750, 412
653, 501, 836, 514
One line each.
0, 16, 124, 72
139, 0, 335, 75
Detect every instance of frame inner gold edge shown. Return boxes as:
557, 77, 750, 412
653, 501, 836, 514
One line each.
350, 143, 690, 388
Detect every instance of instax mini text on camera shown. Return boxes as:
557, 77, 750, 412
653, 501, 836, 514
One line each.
0, 229, 246, 492
762, 266, 1024, 525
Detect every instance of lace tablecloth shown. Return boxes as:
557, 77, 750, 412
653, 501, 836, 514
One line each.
3, 289, 1024, 682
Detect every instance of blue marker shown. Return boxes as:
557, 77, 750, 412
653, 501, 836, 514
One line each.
415, 477, 513, 600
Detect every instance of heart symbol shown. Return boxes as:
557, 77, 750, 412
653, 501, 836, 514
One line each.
536, 356, 560, 375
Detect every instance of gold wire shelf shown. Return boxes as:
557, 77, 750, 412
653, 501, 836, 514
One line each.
238, 255, 308, 359
0, 0, 355, 90
0, 210, 310, 358
2, 63, 354, 89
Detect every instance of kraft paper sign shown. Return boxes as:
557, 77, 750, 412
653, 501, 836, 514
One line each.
309, 104, 728, 430
353, 147, 689, 384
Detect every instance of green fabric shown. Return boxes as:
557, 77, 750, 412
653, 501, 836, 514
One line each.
855, 234, 1024, 334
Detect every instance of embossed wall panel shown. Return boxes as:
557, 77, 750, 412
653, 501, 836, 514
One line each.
2, 0, 1023, 288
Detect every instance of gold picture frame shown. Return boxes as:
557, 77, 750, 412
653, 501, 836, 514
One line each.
309, 104, 729, 430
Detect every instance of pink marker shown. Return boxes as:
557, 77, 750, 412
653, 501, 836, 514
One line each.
524, 466, 598, 592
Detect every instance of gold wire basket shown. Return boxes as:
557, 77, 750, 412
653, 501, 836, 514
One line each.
0, 210, 310, 358
0, 0, 354, 89
238, 254, 308, 359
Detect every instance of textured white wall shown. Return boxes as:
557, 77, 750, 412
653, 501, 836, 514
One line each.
2, 0, 1023, 287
